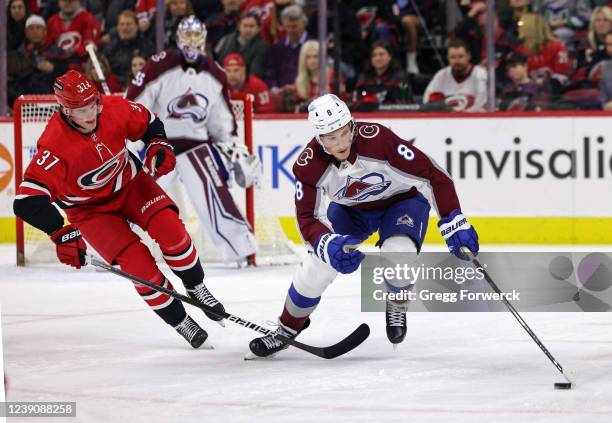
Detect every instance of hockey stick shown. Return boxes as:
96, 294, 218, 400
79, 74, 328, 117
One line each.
85, 43, 111, 95
85, 255, 370, 359
460, 247, 575, 387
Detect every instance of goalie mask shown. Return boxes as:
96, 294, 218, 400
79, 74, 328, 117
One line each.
307, 94, 355, 153
176, 15, 207, 63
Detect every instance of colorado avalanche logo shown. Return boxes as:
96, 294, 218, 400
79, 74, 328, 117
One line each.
296, 147, 313, 166
57, 31, 82, 51
334, 172, 391, 201
358, 124, 380, 139
167, 88, 209, 122
78, 150, 128, 190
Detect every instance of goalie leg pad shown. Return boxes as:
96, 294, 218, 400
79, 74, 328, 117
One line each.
280, 253, 337, 330
176, 144, 256, 262
146, 208, 204, 290
115, 240, 187, 327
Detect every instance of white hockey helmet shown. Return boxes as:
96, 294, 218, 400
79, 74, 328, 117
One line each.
307, 94, 354, 146
176, 15, 207, 62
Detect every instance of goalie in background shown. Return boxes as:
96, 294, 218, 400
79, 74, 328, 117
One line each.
126, 15, 261, 266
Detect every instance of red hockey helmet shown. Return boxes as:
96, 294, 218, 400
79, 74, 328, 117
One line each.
53, 70, 99, 109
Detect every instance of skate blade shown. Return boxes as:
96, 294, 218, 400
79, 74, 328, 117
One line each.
392, 343, 399, 352
199, 340, 215, 350
215, 319, 226, 328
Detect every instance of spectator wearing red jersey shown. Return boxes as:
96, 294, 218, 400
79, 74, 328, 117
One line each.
516, 12, 572, 91
224, 53, 273, 113
135, 0, 155, 34
259, 0, 294, 44
46, 0, 101, 61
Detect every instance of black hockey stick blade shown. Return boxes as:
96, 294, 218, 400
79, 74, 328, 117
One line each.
278, 323, 370, 359
87, 255, 369, 359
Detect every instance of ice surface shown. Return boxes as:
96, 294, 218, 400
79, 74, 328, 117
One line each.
0, 245, 611, 422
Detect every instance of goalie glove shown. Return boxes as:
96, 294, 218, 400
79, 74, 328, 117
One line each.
217, 138, 262, 188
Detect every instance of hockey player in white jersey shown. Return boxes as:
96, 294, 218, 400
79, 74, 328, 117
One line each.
247, 94, 479, 358
126, 15, 260, 265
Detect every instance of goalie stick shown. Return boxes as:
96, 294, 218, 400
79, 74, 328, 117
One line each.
86, 255, 370, 359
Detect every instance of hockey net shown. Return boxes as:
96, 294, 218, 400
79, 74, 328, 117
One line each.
14, 94, 298, 266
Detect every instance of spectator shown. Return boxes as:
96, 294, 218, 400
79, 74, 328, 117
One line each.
46, 0, 101, 62
532, 0, 591, 43
573, 6, 612, 84
453, 2, 522, 88
423, 39, 487, 112
103, 10, 155, 87
215, 11, 270, 79
598, 31, 612, 109
83, 53, 123, 93
204, 0, 244, 50
164, 0, 194, 48
265, 4, 310, 93
398, 1, 437, 74
353, 41, 409, 110
224, 53, 273, 113
294, 40, 342, 112
353, 0, 400, 48
516, 13, 572, 90
129, 53, 147, 80
8, 0, 31, 51
510, 0, 531, 28
500, 51, 549, 110
260, 0, 295, 44
305, 0, 364, 90
135, 0, 155, 34
9, 14, 69, 105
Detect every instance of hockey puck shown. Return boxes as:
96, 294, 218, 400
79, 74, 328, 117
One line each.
554, 382, 572, 390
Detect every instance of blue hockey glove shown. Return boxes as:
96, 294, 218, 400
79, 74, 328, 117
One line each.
438, 209, 479, 260
314, 233, 365, 274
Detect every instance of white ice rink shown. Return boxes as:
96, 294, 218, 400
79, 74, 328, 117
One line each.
1, 244, 611, 423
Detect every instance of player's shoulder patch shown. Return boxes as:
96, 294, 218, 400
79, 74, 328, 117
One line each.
292, 139, 329, 183
355, 121, 383, 140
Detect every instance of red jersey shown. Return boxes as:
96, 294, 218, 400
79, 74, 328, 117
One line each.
135, 0, 156, 22
17, 96, 150, 210
293, 122, 460, 246
46, 9, 101, 58
517, 41, 572, 83
232, 74, 273, 113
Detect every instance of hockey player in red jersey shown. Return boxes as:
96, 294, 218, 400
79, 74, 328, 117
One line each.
13, 70, 225, 349
247, 94, 479, 358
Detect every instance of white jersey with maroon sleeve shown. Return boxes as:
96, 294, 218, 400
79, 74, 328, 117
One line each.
292, 122, 462, 247
125, 49, 237, 145
423, 65, 487, 112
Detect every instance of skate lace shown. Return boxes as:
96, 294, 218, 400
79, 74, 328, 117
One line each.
190, 283, 219, 306
387, 305, 406, 327
176, 317, 200, 341
260, 324, 291, 350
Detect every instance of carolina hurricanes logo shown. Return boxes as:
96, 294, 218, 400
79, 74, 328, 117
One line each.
78, 150, 128, 190
167, 88, 209, 122
334, 172, 391, 201
57, 31, 82, 51
445, 94, 475, 111
358, 124, 380, 139
296, 147, 313, 166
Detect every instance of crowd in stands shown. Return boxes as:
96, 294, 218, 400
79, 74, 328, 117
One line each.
7, 0, 612, 113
